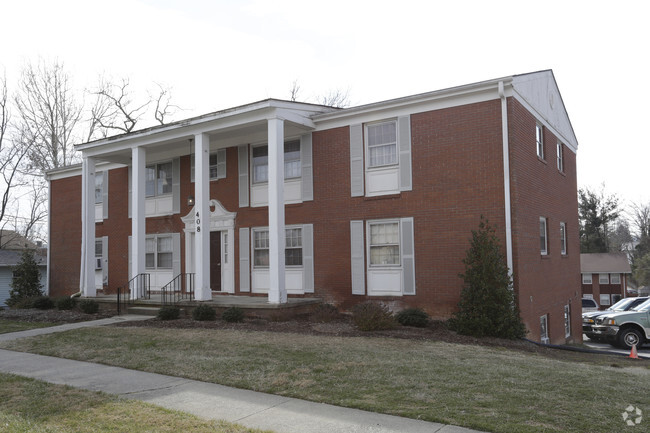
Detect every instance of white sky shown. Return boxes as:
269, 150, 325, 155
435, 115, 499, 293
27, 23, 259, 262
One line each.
2, 0, 649, 206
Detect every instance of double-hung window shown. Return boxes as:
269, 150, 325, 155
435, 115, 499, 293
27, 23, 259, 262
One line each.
95, 240, 103, 270
611, 274, 621, 284
145, 162, 173, 197
95, 172, 103, 204
146, 235, 173, 269
557, 142, 564, 172
536, 123, 544, 159
564, 304, 571, 338
599, 273, 609, 284
582, 274, 593, 284
540, 217, 548, 255
560, 222, 567, 255
252, 140, 301, 184
252, 227, 303, 268
367, 121, 398, 168
191, 150, 227, 182
369, 221, 400, 266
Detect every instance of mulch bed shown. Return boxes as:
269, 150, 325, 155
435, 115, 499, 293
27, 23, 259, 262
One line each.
0, 308, 114, 323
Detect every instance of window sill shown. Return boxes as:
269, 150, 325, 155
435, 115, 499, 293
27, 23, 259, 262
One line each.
537, 156, 547, 164
363, 193, 401, 201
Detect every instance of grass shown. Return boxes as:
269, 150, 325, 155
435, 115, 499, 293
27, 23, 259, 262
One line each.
1, 327, 649, 433
0, 319, 55, 334
0, 372, 271, 432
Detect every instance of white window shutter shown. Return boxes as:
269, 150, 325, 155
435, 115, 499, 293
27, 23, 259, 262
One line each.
301, 134, 313, 201
350, 220, 365, 295
190, 154, 195, 182
349, 124, 364, 197
239, 227, 250, 292
401, 217, 415, 295
217, 149, 227, 179
398, 115, 412, 191
102, 171, 109, 219
302, 224, 314, 293
172, 233, 181, 276
238, 145, 249, 207
128, 236, 132, 279
102, 236, 108, 285
172, 158, 180, 214
128, 166, 132, 218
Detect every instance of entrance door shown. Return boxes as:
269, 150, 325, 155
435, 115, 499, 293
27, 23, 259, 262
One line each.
210, 231, 221, 291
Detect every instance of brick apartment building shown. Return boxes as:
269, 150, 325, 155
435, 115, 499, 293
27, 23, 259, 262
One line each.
46, 70, 581, 343
581, 253, 632, 308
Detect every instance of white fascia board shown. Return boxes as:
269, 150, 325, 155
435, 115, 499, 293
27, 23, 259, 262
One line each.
46, 161, 126, 180
313, 79, 511, 130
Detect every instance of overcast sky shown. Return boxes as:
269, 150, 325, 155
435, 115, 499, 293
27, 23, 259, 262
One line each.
2, 0, 649, 206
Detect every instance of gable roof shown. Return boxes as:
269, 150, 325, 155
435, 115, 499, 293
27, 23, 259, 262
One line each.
0, 230, 40, 251
0, 249, 47, 267
580, 253, 631, 274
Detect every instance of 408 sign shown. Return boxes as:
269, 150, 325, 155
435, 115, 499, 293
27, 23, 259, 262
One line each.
196, 212, 201, 232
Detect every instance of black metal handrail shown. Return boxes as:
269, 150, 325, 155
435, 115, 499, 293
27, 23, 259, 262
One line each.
161, 273, 195, 306
117, 273, 151, 314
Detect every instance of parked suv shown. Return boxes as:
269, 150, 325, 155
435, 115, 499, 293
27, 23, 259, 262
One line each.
590, 298, 650, 349
582, 297, 648, 341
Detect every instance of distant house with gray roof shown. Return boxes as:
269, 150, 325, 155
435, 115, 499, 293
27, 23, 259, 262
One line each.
0, 231, 47, 307
581, 253, 632, 309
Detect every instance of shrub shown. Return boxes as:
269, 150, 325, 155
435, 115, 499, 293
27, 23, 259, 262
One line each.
157, 306, 180, 320
449, 217, 526, 339
78, 299, 99, 314
310, 303, 339, 323
6, 250, 44, 307
32, 296, 54, 310
222, 307, 245, 323
12, 296, 39, 309
396, 308, 429, 328
352, 302, 396, 331
192, 304, 216, 321
56, 296, 77, 310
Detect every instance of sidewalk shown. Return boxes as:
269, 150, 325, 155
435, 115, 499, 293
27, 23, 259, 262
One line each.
0, 317, 483, 433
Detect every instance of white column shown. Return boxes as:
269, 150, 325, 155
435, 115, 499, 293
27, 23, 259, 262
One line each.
80, 156, 96, 297
131, 147, 146, 299
268, 118, 287, 304
194, 133, 211, 301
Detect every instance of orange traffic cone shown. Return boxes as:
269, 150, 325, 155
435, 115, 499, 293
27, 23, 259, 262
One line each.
629, 344, 639, 359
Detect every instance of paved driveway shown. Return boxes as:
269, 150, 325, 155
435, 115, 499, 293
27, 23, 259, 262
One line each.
582, 335, 650, 359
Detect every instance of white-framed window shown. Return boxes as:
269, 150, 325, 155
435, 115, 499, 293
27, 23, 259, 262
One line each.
560, 222, 567, 255
366, 120, 398, 168
145, 235, 173, 269
223, 233, 228, 265
368, 220, 400, 267
611, 273, 621, 284
251, 140, 301, 184
145, 162, 173, 197
95, 239, 103, 270
564, 304, 571, 338
252, 227, 303, 268
95, 172, 103, 204
536, 123, 544, 159
540, 314, 549, 344
600, 294, 611, 306
540, 217, 548, 255
582, 274, 593, 284
599, 273, 609, 284
556, 142, 564, 172
191, 151, 226, 182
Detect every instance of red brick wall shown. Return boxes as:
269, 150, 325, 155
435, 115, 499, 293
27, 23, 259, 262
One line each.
508, 98, 581, 343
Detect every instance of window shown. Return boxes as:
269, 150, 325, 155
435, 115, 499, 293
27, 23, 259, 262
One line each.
536, 123, 544, 159
540, 217, 548, 255
564, 304, 571, 338
369, 221, 400, 266
560, 222, 567, 255
223, 233, 228, 264
600, 294, 611, 306
556, 142, 564, 172
95, 239, 103, 270
599, 274, 609, 284
145, 235, 173, 269
191, 151, 226, 182
540, 314, 549, 344
252, 140, 301, 184
367, 121, 398, 168
582, 274, 593, 284
95, 172, 103, 204
253, 227, 303, 268
611, 274, 621, 284
145, 162, 173, 197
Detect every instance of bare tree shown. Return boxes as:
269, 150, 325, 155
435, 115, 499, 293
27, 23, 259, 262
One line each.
89, 77, 150, 135
13, 60, 82, 172
629, 201, 650, 240
152, 83, 180, 125
318, 88, 351, 108
289, 79, 301, 101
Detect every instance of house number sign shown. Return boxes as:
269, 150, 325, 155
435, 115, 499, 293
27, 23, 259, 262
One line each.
196, 212, 201, 232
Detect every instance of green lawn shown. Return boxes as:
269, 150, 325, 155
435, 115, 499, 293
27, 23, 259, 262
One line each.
0, 319, 55, 334
1, 327, 648, 433
0, 372, 271, 433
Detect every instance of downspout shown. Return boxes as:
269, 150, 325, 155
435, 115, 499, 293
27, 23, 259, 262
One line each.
46, 178, 51, 296
498, 81, 514, 273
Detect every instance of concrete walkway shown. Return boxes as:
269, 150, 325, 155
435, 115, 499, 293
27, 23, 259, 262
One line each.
0, 317, 484, 433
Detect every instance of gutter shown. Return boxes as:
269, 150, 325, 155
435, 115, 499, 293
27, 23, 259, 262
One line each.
498, 81, 514, 272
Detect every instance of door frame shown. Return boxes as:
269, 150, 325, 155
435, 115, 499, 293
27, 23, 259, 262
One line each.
182, 199, 236, 293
